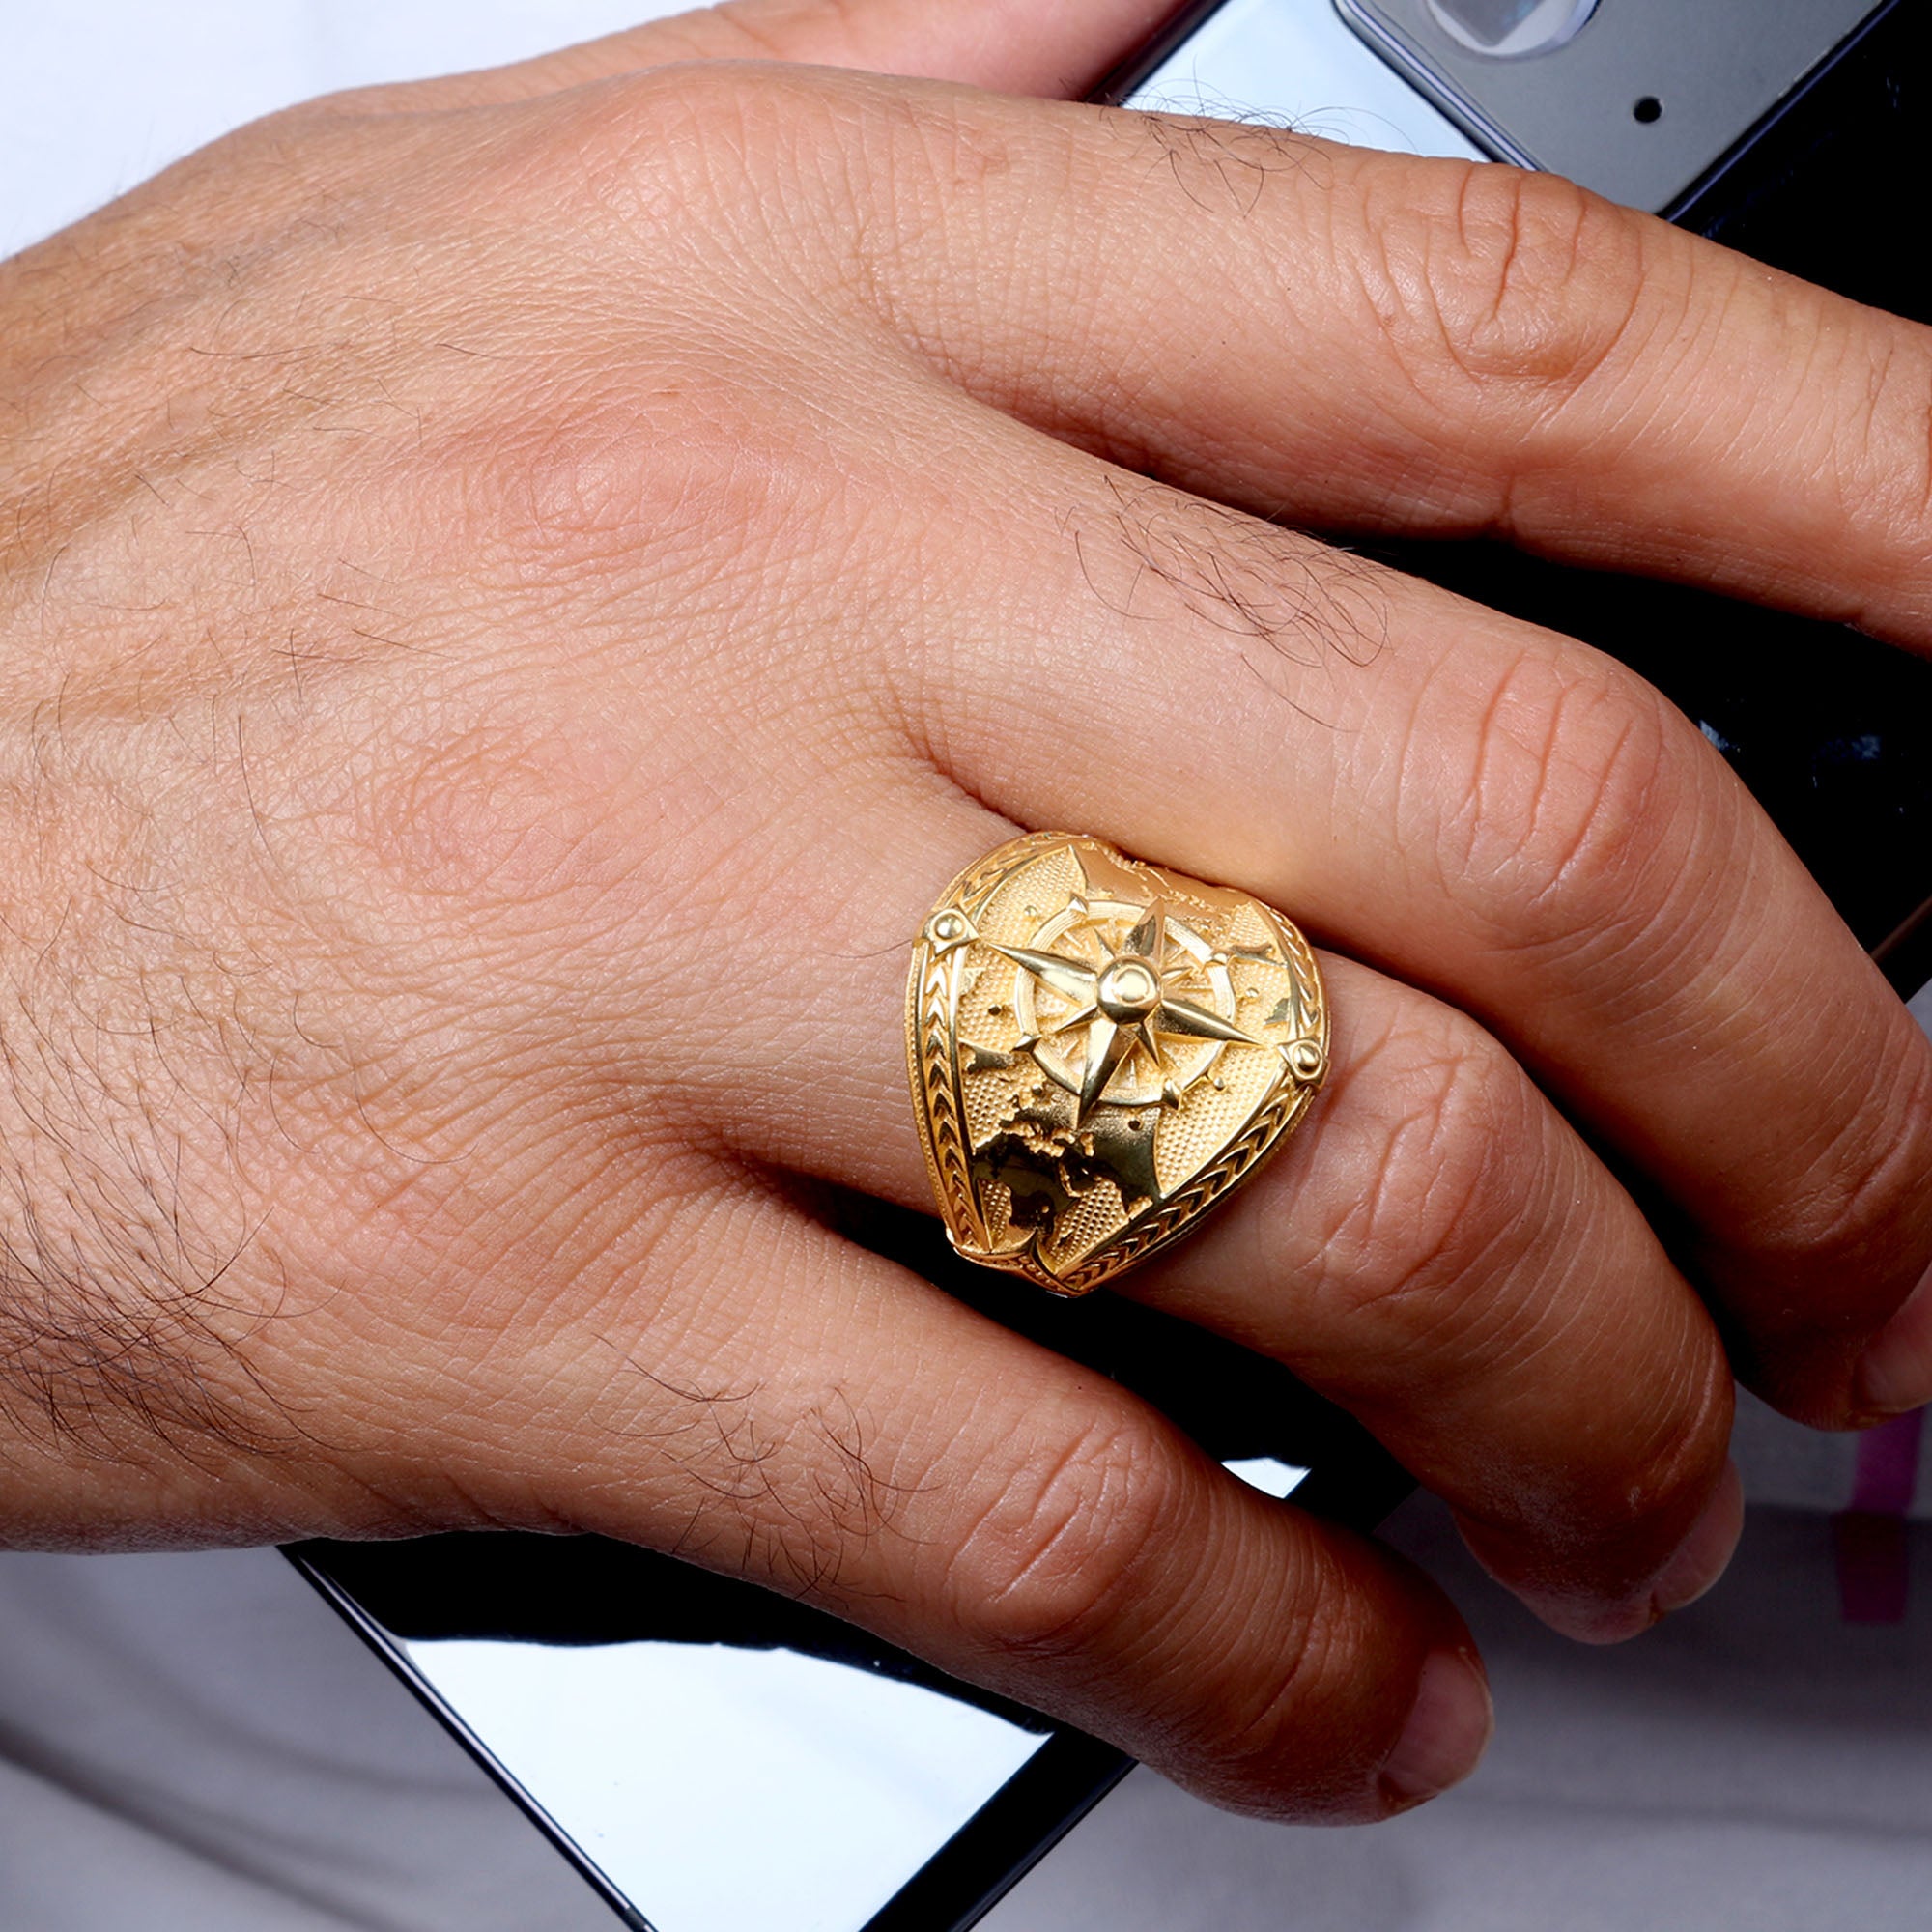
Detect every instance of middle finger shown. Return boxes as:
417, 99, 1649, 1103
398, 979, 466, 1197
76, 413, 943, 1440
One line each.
497, 625, 1743, 1635
882, 396, 1932, 1426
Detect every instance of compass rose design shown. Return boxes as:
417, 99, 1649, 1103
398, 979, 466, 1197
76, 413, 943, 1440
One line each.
909, 833, 1330, 1293
993, 897, 1261, 1124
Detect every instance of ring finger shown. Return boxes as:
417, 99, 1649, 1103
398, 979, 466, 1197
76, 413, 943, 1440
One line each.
513, 686, 1740, 1642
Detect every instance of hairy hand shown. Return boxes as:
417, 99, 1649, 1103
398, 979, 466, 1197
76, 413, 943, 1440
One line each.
3, 0, 1931, 1822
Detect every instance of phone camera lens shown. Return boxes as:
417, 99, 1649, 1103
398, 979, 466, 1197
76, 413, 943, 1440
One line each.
1633, 95, 1663, 124
1425, 0, 1599, 58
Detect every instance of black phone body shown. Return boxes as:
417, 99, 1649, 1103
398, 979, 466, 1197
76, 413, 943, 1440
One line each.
296, 6, 1932, 1928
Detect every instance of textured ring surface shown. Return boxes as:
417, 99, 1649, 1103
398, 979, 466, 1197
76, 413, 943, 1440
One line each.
907, 833, 1328, 1295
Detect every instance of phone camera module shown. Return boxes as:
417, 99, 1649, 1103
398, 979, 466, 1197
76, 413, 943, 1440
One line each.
1424, 0, 1599, 58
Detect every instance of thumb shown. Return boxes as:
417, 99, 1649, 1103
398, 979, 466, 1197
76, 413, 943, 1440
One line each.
421, 0, 1182, 104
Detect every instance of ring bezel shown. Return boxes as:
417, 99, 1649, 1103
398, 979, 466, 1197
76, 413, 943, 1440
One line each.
906, 833, 1328, 1295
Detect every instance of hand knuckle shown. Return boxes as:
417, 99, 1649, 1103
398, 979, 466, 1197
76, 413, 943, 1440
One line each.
950, 1413, 1177, 1663
1446, 650, 1712, 968
1321, 1021, 1537, 1342
570, 59, 758, 179
1400, 161, 1650, 393
537, 60, 846, 247
467, 375, 810, 583
1762, 1045, 1932, 1289
445, 62, 753, 251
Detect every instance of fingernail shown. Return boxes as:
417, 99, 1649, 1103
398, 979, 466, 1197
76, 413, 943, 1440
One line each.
1651, 1457, 1745, 1617
1380, 1648, 1492, 1812
1857, 1264, 1932, 1417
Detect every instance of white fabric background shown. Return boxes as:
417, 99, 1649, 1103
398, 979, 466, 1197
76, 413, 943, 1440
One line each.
0, 2, 670, 260
3, 6, 1932, 1928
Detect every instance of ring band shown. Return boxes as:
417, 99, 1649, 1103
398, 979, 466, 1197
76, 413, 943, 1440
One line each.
907, 833, 1328, 1295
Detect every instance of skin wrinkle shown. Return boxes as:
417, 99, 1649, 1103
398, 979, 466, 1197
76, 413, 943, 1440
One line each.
1456, 650, 1699, 977
602, 1333, 904, 1591
1369, 167, 1668, 542
1330, 1048, 1549, 1362
947, 1407, 1177, 1663
1200, 1572, 1373, 1809
1740, 1045, 1932, 1298
1341, 1155, 1648, 1509
1433, 167, 1640, 393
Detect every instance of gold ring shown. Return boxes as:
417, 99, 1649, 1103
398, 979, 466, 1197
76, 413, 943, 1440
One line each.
907, 832, 1328, 1295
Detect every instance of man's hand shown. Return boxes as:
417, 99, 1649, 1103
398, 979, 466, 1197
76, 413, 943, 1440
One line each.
4, 0, 1932, 1822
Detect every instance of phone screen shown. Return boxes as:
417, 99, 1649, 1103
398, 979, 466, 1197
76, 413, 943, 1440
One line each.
295, 1533, 1068, 1932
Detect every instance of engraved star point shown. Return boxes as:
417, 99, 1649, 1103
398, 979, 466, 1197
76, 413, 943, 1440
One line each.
993, 913, 1261, 1125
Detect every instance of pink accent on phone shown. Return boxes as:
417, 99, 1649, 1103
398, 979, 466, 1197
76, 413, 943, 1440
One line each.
1833, 1407, 1924, 1624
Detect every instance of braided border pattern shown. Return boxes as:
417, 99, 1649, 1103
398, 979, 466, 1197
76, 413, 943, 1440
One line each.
1057, 1082, 1310, 1293
908, 833, 1072, 1257
911, 947, 978, 1243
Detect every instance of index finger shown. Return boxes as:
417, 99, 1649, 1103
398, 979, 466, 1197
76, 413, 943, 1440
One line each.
840, 90, 1932, 650
347, 0, 1180, 109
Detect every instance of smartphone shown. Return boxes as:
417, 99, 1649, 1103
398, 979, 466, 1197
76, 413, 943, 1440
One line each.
295, 6, 1932, 1928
